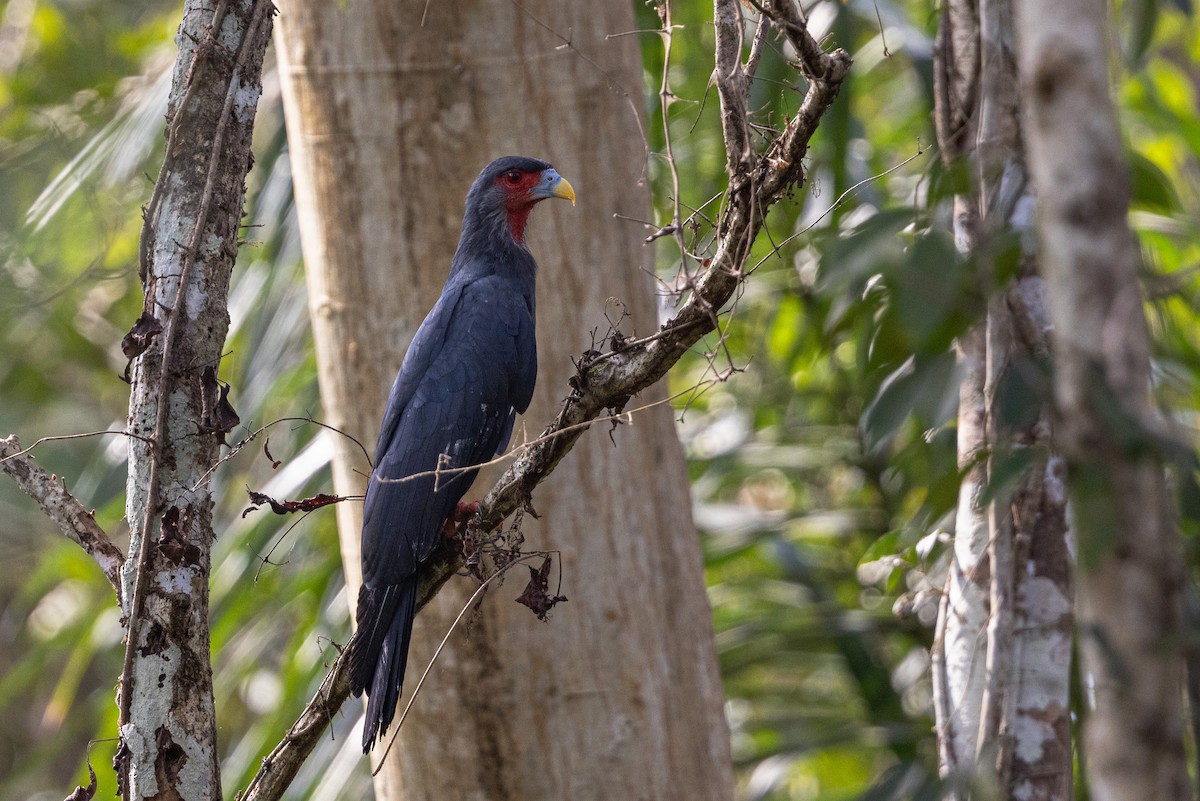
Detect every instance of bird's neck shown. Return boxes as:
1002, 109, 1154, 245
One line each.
505, 202, 536, 245
450, 212, 539, 291
460, 205, 539, 258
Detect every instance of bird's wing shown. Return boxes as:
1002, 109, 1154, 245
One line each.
495, 290, 537, 454
371, 285, 466, 462
360, 277, 536, 589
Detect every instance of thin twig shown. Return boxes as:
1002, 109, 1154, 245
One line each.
745, 11, 771, 81
654, 2, 692, 272
189, 414, 373, 493
745, 143, 931, 273
507, 0, 651, 173
0, 428, 153, 463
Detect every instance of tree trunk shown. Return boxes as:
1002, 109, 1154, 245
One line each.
1016, 0, 1191, 798
118, 1, 273, 798
274, 2, 735, 799
933, 0, 1073, 797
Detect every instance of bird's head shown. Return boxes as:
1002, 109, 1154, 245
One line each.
464, 156, 576, 246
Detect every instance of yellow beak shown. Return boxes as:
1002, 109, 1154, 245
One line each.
552, 176, 576, 206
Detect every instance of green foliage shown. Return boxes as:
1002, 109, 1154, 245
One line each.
639, 3, 957, 795
1, 1, 1198, 800
643, 0, 1200, 798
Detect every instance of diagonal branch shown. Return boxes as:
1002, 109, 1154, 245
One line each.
1, 434, 125, 597
239, 6, 851, 800
235, 547, 457, 801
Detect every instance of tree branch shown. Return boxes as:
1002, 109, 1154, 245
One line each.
714, 0, 752, 174
235, 547, 458, 801
1, 434, 125, 597
240, 7, 851, 799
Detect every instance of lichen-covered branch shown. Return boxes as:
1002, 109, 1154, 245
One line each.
0, 434, 125, 597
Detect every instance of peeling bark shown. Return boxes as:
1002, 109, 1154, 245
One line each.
117, 1, 273, 798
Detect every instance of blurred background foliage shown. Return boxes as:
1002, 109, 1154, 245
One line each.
0, 1, 1195, 799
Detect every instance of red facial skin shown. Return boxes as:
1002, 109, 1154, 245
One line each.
494, 169, 545, 244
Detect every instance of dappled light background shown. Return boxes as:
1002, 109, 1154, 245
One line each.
2, 1, 1198, 799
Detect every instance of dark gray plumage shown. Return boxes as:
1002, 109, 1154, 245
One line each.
349, 156, 575, 752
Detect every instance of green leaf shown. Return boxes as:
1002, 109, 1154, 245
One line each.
993, 352, 1049, 432
1122, 0, 1159, 70
861, 351, 958, 453
1128, 149, 1180, 212
859, 530, 902, 566
818, 209, 914, 294
892, 231, 971, 356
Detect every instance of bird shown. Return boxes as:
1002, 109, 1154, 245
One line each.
349, 156, 575, 753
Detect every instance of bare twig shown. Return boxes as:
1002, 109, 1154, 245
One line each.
189, 414, 373, 493
507, 0, 651, 174
746, 144, 931, 272
745, 12, 771, 81
0, 428, 153, 463
1, 435, 125, 597
652, 2, 692, 272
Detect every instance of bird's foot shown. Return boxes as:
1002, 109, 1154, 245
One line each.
442, 500, 490, 540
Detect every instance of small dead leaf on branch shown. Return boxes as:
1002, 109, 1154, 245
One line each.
199, 365, 240, 443
242, 489, 347, 518
63, 761, 97, 801
159, 505, 200, 565
515, 557, 567, 621
120, 312, 163, 382
263, 437, 282, 469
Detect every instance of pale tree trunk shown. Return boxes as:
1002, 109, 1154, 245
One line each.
1016, 0, 1191, 798
275, 2, 735, 799
117, 0, 273, 799
932, 0, 1072, 797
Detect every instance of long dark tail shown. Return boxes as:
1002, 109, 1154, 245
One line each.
349, 579, 418, 752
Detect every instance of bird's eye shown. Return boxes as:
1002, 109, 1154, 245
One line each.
505, 171, 522, 184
